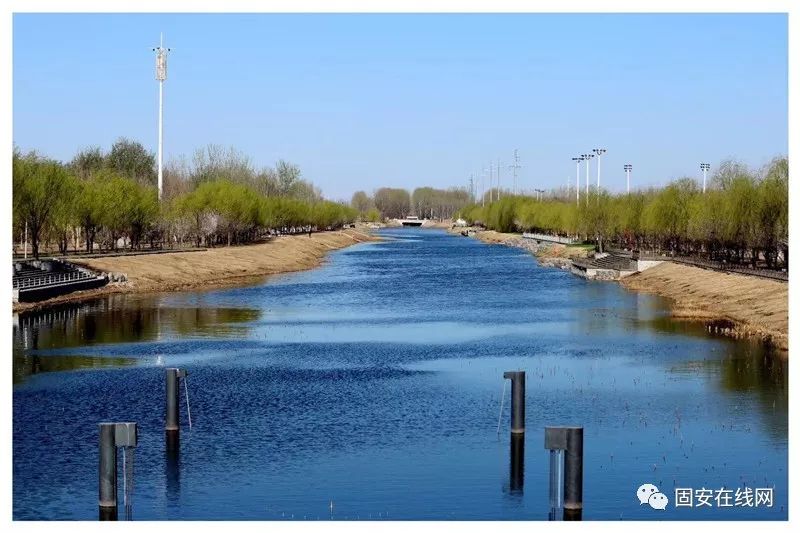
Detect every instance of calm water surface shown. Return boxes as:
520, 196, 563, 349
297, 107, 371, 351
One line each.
13, 229, 788, 520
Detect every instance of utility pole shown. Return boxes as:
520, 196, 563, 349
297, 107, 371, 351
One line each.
152, 33, 171, 201
497, 158, 501, 199
508, 149, 521, 196
700, 163, 710, 193
624, 164, 632, 194
481, 167, 487, 207
489, 161, 494, 203
469, 174, 475, 202
593, 148, 606, 193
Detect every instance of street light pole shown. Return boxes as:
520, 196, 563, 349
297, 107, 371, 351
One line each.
592, 148, 607, 193
624, 164, 632, 194
700, 163, 710, 193
572, 157, 582, 205
584, 153, 594, 206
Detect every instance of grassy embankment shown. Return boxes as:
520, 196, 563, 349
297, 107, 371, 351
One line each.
622, 262, 788, 351
13, 228, 378, 312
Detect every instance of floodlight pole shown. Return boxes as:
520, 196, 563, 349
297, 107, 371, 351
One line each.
624, 164, 632, 194
700, 163, 710, 193
572, 157, 582, 205
584, 154, 594, 206
593, 148, 606, 193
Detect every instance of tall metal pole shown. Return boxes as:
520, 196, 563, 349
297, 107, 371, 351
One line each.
489, 161, 494, 203
593, 148, 606, 193
624, 164, 632, 194
572, 157, 582, 205
584, 154, 594, 206
509, 149, 521, 196
481, 167, 486, 207
700, 163, 710, 193
153, 33, 170, 202
158, 74, 163, 200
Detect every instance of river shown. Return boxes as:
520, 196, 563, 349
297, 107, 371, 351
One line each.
12, 228, 788, 520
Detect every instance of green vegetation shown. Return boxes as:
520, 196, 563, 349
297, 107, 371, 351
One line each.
458, 158, 788, 267
13, 140, 358, 258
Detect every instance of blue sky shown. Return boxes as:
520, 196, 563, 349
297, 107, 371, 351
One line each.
13, 13, 787, 200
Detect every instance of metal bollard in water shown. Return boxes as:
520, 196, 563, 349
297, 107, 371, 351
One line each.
165, 368, 187, 450
509, 433, 525, 493
545, 426, 583, 521
564, 427, 584, 519
502, 371, 525, 434
98, 422, 138, 521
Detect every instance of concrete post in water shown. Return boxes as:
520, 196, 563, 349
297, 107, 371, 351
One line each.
545, 426, 583, 521
503, 371, 525, 434
98, 422, 138, 521
165, 368, 187, 450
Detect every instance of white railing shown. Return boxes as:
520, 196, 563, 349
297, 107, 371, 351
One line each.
522, 232, 580, 245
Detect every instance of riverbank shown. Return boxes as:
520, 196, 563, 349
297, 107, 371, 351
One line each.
622, 262, 788, 351
458, 228, 788, 352
451, 228, 590, 267
13, 228, 378, 313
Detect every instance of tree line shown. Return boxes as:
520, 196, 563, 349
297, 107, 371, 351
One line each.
13, 139, 358, 258
350, 186, 472, 220
457, 158, 788, 269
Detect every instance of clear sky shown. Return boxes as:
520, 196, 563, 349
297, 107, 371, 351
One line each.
13, 13, 787, 201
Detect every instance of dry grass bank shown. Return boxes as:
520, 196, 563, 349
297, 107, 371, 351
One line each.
622, 262, 788, 351
14, 229, 378, 312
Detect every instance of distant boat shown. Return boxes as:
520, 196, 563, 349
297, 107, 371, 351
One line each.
398, 216, 424, 227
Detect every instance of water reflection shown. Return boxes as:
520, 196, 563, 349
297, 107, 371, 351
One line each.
13, 297, 261, 350
681, 340, 788, 440
12, 354, 137, 384
165, 446, 181, 505
12, 296, 261, 383
509, 434, 524, 494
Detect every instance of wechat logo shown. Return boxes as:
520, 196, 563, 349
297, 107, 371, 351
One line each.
638, 483, 669, 510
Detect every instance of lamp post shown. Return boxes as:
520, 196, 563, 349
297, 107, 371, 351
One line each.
583, 153, 594, 206
571, 157, 582, 205
624, 164, 632, 194
152, 34, 171, 202
700, 163, 710, 193
592, 148, 606, 193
